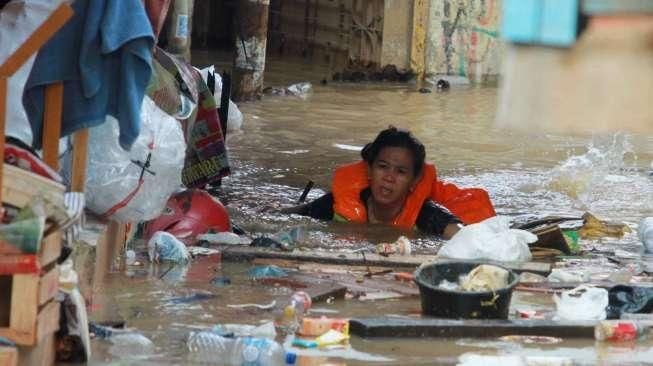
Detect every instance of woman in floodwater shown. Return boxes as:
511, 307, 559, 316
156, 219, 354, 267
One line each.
284, 126, 496, 239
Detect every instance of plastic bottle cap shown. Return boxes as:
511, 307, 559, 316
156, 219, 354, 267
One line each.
285, 351, 297, 365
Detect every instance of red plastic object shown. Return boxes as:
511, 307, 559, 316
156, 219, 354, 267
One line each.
143, 189, 230, 242
0, 254, 40, 274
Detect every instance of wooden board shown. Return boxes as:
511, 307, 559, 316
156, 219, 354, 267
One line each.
0, 272, 59, 345
38, 230, 61, 268
17, 331, 55, 366
219, 246, 552, 275
256, 273, 348, 303
37, 266, 59, 307
2, 164, 64, 209
350, 317, 596, 338
0, 346, 17, 366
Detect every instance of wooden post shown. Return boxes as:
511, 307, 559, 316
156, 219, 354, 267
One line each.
70, 128, 89, 192
42, 83, 63, 171
410, 0, 428, 82
232, 0, 269, 102
0, 78, 7, 205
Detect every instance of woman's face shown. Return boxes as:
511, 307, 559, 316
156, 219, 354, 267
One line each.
368, 146, 418, 208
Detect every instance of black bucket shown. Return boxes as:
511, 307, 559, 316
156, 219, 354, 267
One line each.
413, 261, 519, 319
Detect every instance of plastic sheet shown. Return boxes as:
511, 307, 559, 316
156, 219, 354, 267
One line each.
80, 97, 185, 223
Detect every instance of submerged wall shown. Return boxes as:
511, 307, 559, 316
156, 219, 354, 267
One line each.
426, 0, 504, 82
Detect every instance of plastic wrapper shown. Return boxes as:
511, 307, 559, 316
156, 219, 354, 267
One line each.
554, 285, 608, 321
79, 97, 185, 223
0, 198, 46, 254
438, 216, 535, 262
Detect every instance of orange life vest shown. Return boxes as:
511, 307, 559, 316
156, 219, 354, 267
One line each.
331, 161, 496, 229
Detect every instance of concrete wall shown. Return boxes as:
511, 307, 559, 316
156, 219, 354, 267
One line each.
426, 0, 504, 82
380, 0, 412, 70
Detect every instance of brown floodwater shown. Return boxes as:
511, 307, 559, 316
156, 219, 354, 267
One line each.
86, 54, 653, 365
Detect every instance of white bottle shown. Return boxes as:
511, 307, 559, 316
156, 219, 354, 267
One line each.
639, 217, 653, 253
187, 332, 295, 365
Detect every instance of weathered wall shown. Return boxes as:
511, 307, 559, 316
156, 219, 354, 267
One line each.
380, 0, 412, 70
426, 0, 504, 82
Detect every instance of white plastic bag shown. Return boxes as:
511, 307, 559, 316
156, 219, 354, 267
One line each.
198, 65, 243, 132
438, 216, 536, 262
554, 285, 608, 321
81, 97, 185, 222
1, 0, 65, 145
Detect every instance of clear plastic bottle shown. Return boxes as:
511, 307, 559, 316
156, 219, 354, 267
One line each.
276, 291, 312, 334
595, 320, 649, 342
187, 331, 296, 365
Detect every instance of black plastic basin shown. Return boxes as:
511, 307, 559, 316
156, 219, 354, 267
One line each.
413, 261, 519, 319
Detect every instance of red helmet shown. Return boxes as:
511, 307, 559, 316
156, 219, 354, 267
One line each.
143, 189, 230, 243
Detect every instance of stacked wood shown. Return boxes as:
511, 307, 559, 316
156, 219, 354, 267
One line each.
0, 165, 65, 366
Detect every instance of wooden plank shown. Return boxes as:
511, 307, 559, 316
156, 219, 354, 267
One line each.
0, 77, 7, 206
17, 331, 55, 366
38, 230, 61, 268
35, 301, 59, 345
0, 346, 18, 366
2, 164, 65, 209
1, 274, 38, 345
38, 266, 59, 307
252, 258, 391, 274
219, 246, 552, 275
70, 128, 89, 192
350, 317, 596, 338
42, 83, 63, 171
256, 273, 348, 303
0, 4, 74, 77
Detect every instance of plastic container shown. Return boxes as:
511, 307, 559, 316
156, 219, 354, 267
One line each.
595, 320, 649, 342
639, 217, 653, 253
413, 261, 519, 319
187, 332, 296, 365
277, 291, 312, 334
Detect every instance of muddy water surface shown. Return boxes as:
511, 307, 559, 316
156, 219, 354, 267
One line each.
88, 56, 653, 365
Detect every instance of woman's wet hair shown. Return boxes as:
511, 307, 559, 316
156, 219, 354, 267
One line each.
361, 126, 426, 177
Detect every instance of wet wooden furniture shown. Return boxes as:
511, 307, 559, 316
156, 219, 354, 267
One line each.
0, 3, 73, 365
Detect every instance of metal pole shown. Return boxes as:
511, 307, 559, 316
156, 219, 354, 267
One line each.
233, 0, 270, 102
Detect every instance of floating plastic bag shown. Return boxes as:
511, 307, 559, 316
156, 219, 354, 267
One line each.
199, 65, 243, 132
554, 285, 608, 321
80, 97, 185, 223
147, 231, 190, 263
438, 216, 535, 262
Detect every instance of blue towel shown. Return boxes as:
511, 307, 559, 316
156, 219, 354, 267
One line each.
23, 0, 154, 150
